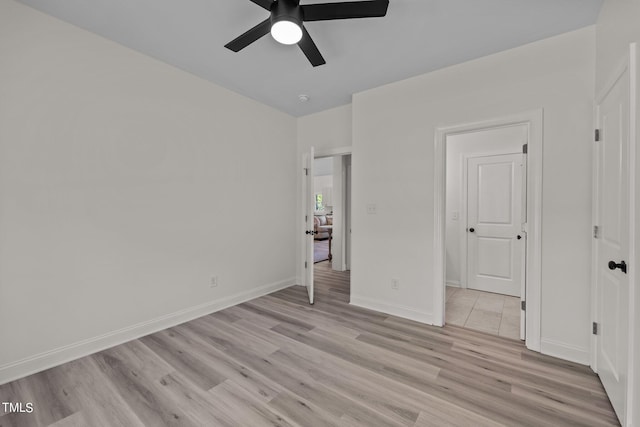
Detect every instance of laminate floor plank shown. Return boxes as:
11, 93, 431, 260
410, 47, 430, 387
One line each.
413, 407, 506, 427
0, 261, 619, 426
246, 297, 361, 339
206, 380, 296, 427
169, 324, 284, 402
222, 305, 282, 329
90, 349, 199, 427
45, 357, 145, 427
270, 346, 422, 426
256, 349, 404, 427
154, 372, 238, 427
356, 329, 611, 416
138, 331, 227, 391
267, 391, 342, 427
48, 412, 89, 427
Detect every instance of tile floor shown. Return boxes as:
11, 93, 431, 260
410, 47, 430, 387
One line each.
445, 286, 521, 340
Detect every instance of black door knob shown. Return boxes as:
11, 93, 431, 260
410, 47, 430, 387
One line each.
469, 227, 475, 233
517, 235, 522, 240
305, 230, 315, 235
608, 260, 627, 274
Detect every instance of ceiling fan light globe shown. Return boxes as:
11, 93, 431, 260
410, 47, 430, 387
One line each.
271, 20, 302, 45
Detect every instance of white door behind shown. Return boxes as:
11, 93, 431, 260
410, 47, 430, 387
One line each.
467, 153, 524, 297
595, 63, 630, 425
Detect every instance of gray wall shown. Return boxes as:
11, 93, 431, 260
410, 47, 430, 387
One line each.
0, 0, 297, 383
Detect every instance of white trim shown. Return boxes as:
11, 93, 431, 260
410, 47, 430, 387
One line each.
626, 42, 637, 427
434, 133, 447, 327
315, 146, 352, 158
540, 338, 590, 366
302, 146, 353, 294
460, 154, 469, 289
350, 295, 433, 325
0, 277, 296, 386
591, 101, 601, 372
434, 109, 543, 351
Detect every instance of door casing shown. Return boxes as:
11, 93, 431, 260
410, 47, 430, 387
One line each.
434, 110, 543, 352
300, 146, 352, 304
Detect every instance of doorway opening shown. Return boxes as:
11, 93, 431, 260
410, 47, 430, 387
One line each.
312, 157, 334, 265
303, 148, 352, 305
434, 111, 543, 352
445, 128, 526, 340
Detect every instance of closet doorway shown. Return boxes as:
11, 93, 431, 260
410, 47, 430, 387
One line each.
434, 111, 543, 351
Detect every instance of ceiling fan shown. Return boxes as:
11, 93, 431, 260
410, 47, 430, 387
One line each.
224, 0, 390, 67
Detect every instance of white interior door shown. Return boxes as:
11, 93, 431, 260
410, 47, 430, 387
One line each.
595, 64, 630, 425
304, 147, 315, 304
467, 154, 524, 297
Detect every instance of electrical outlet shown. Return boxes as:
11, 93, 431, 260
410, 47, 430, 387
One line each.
210, 276, 218, 288
391, 279, 399, 290
366, 204, 377, 215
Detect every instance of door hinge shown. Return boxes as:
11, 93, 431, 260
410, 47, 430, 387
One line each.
522, 143, 528, 154
305, 261, 308, 269
305, 215, 308, 223
304, 168, 309, 176
595, 129, 600, 142
593, 322, 598, 335
521, 300, 526, 311
593, 225, 599, 239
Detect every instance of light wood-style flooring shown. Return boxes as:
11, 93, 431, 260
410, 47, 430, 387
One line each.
0, 261, 619, 426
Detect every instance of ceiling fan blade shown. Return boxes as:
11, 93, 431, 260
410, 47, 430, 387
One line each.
301, 0, 389, 22
298, 27, 326, 67
249, 0, 273, 11
224, 19, 272, 52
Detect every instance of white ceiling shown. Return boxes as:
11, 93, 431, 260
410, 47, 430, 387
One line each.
18, 0, 602, 117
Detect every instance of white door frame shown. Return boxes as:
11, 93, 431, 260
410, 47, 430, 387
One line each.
300, 146, 353, 287
303, 147, 315, 304
433, 110, 543, 352
591, 42, 637, 425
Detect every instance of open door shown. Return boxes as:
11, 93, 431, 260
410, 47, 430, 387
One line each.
303, 147, 315, 304
594, 51, 632, 425
520, 149, 527, 341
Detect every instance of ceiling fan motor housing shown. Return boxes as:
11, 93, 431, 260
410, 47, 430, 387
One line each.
270, 0, 303, 28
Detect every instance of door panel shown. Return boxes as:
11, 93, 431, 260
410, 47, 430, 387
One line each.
596, 65, 630, 424
477, 162, 513, 225
477, 237, 513, 279
467, 154, 524, 297
601, 272, 621, 381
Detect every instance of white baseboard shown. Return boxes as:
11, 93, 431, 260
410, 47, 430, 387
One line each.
446, 281, 461, 288
350, 294, 433, 325
540, 338, 590, 365
0, 277, 296, 385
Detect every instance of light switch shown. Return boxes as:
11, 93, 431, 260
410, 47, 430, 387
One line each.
452, 211, 459, 220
